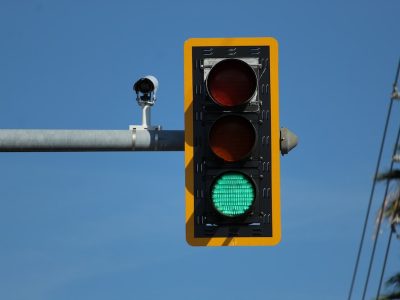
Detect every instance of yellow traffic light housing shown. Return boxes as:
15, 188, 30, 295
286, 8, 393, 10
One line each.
184, 37, 281, 246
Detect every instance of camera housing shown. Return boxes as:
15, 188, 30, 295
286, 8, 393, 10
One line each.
133, 75, 159, 105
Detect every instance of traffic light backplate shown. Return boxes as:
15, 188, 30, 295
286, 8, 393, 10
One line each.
184, 37, 280, 246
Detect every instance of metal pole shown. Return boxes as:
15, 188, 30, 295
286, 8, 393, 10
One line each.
0, 129, 184, 152
142, 105, 152, 128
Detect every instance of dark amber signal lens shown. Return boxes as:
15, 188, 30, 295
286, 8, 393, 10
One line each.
206, 59, 257, 107
209, 115, 256, 162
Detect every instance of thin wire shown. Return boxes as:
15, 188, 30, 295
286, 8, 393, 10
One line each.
394, 59, 400, 89
375, 59, 400, 299
375, 225, 396, 298
348, 59, 400, 300
347, 99, 394, 300
361, 117, 400, 300
361, 60, 400, 300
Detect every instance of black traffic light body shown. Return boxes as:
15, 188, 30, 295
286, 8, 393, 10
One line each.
184, 38, 280, 246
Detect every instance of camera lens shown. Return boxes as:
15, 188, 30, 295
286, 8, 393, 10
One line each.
134, 78, 154, 93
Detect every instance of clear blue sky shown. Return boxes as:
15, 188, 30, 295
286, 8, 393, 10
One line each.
0, 1, 399, 299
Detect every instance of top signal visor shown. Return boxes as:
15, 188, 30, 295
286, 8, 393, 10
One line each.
206, 58, 257, 108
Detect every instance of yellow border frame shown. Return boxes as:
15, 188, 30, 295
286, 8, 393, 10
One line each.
184, 37, 280, 246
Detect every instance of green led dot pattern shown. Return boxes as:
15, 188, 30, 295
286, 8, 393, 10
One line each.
211, 172, 255, 217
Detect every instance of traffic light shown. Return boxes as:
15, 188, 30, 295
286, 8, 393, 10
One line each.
184, 37, 281, 246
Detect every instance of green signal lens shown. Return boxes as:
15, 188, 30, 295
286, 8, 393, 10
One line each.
211, 172, 255, 217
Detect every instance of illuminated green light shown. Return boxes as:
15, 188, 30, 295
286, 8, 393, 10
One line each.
211, 172, 255, 217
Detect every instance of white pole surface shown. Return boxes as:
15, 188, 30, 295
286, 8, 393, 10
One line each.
0, 129, 184, 152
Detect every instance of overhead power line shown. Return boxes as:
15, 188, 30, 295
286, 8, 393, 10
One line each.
347, 58, 400, 300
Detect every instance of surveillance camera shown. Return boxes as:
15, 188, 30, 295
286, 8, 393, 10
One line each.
133, 75, 159, 94
133, 75, 159, 106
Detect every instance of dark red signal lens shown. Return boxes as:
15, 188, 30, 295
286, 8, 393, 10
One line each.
206, 59, 257, 107
209, 115, 256, 162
